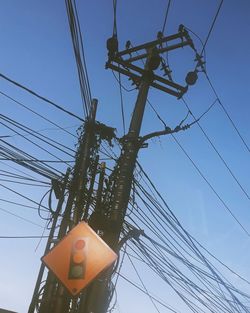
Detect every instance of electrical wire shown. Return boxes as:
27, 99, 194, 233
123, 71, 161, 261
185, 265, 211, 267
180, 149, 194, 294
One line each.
204, 72, 250, 153
0, 198, 48, 213
0, 90, 78, 138
116, 272, 181, 313
0, 113, 76, 155
200, 0, 224, 57
0, 207, 44, 228
0, 235, 50, 239
0, 72, 84, 121
113, 0, 118, 36
65, 0, 92, 118
182, 97, 250, 202
127, 253, 162, 313
118, 71, 126, 135
144, 97, 250, 238
171, 134, 250, 237
123, 162, 250, 313
161, 0, 172, 34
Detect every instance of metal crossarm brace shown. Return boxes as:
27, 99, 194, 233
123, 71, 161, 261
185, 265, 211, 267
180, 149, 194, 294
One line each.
106, 30, 194, 98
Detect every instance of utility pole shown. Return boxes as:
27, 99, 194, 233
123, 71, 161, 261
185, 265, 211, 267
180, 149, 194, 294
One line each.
29, 99, 99, 313
85, 27, 199, 313
28, 171, 70, 313
29, 26, 200, 313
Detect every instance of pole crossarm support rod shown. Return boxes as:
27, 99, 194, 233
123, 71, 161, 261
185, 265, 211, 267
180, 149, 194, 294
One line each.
116, 30, 194, 59
106, 29, 196, 98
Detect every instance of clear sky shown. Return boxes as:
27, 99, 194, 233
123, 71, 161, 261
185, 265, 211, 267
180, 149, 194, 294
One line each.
0, 1, 249, 313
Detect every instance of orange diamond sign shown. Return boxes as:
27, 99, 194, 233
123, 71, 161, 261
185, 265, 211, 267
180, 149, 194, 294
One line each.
42, 222, 117, 296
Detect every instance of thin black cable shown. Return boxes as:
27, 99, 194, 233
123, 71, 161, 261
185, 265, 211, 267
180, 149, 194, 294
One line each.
127, 253, 162, 313
0, 207, 44, 228
145, 99, 250, 237
0, 170, 50, 184
113, 0, 118, 36
127, 168, 250, 308
0, 124, 70, 170
0, 114, 75, 156
172, 134, 250, 237
182, 97, 250, 202
161, 0, 171, 34
0, 198, 48, 213
200, 0, 224, 56
0, 72, 84, 121
111, 70, 136, 92
0, 139, 63, 179
118, 71, 126, 135
0, 235, 50, 239
0, 90, 78, 138
1, 114, 76, 154
65, 0, 92, 117
0, 178, 49, 187
204, 73, 250, 153
117, 272, 181, 313
0, 159, 74, 163
0, 183, 50, 212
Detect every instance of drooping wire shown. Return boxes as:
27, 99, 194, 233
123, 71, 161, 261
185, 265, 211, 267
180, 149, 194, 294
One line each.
118, 71, 126, 135
0, 90, 78, 138
116, 272, 181, 313
0, 207, 44, 228
127, 253, 162, 313
204, 73, 250, 153
0, 235, 50, 239
181, 97, 250, 203
161, 0, 172, 34
0, 72, 84, 122
144, 96, 250, 238
172, 134, 250, 238
200, 0, 224, 57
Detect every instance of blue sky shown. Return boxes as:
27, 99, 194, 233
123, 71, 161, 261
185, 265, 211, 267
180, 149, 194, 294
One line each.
0, 1, 249, 312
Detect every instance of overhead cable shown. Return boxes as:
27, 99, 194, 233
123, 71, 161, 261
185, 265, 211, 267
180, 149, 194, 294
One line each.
0, 72, 84, 121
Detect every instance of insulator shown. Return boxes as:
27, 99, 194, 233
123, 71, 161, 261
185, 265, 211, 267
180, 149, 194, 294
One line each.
185, 71, 198, 85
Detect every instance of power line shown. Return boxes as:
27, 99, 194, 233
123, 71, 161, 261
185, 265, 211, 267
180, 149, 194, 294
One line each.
200, 0, 224, 56
0, 158, 74, 163
127, 253, 161, 313
0, 113, 75, 157
0, 90, 78, 138
65, 0, 92, 117
0, 183, 50, 212
0, 72, 84, 121
0, 198, 48, 212
161, 0, 172, 34
0, 207, 44, 228
204, 72, 250, 153
112, 0, 118, 36
0, 139, 63, 179
0, 235, 50, 239
182, 97, 250, 202
140, 97, 250, 237
117, 272, 180, 313
118, 71, 126, 135
172, 134, 250, 238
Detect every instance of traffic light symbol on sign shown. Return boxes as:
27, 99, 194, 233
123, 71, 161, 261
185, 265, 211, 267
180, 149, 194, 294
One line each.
68, 237, 88, 280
